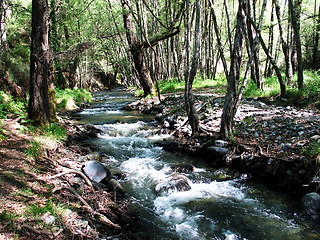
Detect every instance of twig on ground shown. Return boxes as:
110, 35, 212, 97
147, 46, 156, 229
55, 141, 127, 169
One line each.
53, 185, 121, 229
22, 225, 63, 238
43, 169, 94, 191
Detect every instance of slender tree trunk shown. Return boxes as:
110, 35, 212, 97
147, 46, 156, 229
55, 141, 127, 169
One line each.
185, 0, 201, 136
238, 0, 267, 105
0, 0, 6, 50
250, 17, 287, 98
289, 0, 303, 89
312, 4, 320, 69
220, 0, 246, 140
273, 0, 293, 83
28, 0, 55, 126
210, 0, 229, 77
264, 4, 274, 77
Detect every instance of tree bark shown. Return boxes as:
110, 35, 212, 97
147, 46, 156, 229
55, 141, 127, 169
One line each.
28, 0, 55, 126
249, 17, 287, 98
121, 0, 155, 97
185, 0, 200, 136
312, 4, 320, 69
273, 0, 293, 83
0, 0, 7, 50
220, 0, 246, 140
289, 0, 303, 89
210, 0, 229, 77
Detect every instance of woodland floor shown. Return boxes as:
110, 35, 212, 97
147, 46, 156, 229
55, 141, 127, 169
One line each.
0, 91, 319, 239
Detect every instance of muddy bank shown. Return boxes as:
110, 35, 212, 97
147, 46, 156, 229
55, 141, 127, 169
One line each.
123, 93, 320, 198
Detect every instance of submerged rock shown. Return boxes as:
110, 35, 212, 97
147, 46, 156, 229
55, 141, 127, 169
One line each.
172, 163, 195, 173
108, 178, 125, 195
155, 174, 191, 196
301, 192, 320, 219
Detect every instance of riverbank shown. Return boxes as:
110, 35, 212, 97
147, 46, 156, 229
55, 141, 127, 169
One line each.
0, 114, 135, 239
123, 92, 320, 198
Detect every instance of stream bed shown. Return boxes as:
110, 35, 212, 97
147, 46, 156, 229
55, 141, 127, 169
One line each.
77, 89, 320, 240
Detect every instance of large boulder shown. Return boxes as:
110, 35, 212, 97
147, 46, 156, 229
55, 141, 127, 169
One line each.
81, 160, 111, 183
155, 174, 191, 196
301, 192, 320, 219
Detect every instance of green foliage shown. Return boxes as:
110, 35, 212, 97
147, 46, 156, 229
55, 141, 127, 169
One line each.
0, 211, 16, 228
159, 78, 184, 93
302, 142, 320, 159
0, 91, 27, 119
55, 88, 92, 110
284, 71, 320, 108
242, 76, 281, 98
24, 140, 43, 159
0, 121, 7, 141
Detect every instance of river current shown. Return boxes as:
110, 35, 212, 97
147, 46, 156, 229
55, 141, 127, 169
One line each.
77, 89, 320, 240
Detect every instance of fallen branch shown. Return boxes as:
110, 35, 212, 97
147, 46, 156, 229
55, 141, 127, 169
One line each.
44, 169, 94, 192
53, 185, 121, 229
22, 225, 63, 238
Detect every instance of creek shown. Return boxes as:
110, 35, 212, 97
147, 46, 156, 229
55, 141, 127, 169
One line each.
77, 89, 320, 240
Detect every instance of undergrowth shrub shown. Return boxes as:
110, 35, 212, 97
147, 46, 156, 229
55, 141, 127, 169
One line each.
0, 91, 27, 119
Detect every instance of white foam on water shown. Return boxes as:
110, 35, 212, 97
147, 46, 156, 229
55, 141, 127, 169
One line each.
120, 157, 167, 187
153, 180, 245, 238
176, 221, 200, 240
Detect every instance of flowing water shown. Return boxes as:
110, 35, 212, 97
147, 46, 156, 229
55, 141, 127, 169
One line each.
77, 89, 320, 240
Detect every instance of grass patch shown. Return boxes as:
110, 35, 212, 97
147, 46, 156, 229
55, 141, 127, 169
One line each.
157, 75, 227, 94
39, 123, 67, 142
27, 200, 56, 217
0, 211, 16, 228
24, 140, 43, 159
55, 88, 92, 110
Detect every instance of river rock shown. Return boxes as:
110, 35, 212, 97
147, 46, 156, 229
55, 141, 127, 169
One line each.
201, 146, 229, 166
108, 178, 124, 195
171, 163, 195, 173
301, 192, 320, 219
214, 140, 228, 148
155, 174, 191, 196
81, 160, 111, 183
162, 141, 181, 152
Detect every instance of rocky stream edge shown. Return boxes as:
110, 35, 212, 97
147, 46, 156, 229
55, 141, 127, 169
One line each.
52, 91, 320, 238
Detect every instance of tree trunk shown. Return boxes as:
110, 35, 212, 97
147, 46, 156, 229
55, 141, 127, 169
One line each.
121, 0, 156, 97
273, 0, 293, 83
312, 4, 320, 70
264, 4, 275, 77
28, 0, 55, 126
249, 17, 287, 98
220, 0, 246, 140
0, 0, 6, 50
289, 0, 303, 89
210, 0, 229, 77
185, 0, 200, 136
